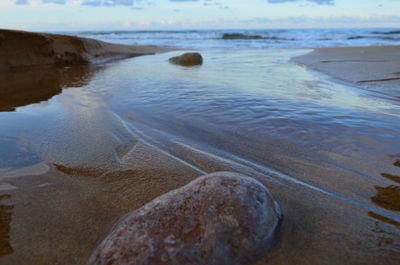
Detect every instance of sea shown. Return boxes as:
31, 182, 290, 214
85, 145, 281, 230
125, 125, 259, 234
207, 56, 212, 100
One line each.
69, 28, 400, 49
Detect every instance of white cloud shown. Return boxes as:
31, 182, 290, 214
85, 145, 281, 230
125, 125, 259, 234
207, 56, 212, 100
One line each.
268, 0, 334, 5
103, 0, 134, 6
81, 0, 101, 6
13, 0, 203, 6
42, 0, 67, 4
15, 0, 30, 5
14, 0, 135, 5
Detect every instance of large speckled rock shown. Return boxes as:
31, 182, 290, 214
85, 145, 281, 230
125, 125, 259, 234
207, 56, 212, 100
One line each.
88, 172, 282, 265
169, 52, 203, 66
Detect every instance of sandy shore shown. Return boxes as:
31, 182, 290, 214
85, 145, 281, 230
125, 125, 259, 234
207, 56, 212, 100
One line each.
292, 46, 400, 95
1, 42, 399, 264
0, 29, 172, 70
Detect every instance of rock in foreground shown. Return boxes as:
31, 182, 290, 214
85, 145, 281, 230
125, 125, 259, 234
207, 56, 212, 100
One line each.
169, 52, 203, 66
88, 172, 282, 265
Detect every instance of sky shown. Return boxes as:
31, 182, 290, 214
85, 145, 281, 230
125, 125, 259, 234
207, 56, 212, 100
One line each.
0, 0, 400, 31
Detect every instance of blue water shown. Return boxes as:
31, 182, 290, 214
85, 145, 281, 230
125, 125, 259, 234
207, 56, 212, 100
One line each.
68, 28, 400, 49
1, 49, 399, 208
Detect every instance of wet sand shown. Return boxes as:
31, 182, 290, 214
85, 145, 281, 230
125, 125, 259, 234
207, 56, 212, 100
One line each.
1, 135, 399, 265
0, 45, 399, 265
292, 45, 400, 98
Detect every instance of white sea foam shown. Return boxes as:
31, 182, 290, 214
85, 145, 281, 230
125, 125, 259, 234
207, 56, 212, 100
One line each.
63, 28, 400, 49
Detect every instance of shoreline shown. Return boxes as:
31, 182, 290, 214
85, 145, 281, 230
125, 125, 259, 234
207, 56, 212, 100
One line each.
0, 29, 174, 70
291, 45, 400, 96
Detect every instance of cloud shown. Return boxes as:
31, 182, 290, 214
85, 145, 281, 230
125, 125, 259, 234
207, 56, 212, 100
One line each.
104, 0, 134, 6
82, 0, 134, 6
81, 0, 101, 6
42, 0, 67, 4
13, 0, 336, 8
15, 0, 29, 4
82, 0, 174, 8
268, 0, 334, 5
13, 0, 136, 6
14, 0, 210, 7
82, 0, 133, 6
240, 15, 400, 27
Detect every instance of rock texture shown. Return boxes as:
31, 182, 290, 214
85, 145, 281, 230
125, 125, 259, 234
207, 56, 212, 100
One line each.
88, 172, 282, 265
169, 53, 203, 66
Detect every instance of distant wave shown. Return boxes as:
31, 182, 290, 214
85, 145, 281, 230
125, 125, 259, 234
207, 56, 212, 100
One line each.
221, 33, 264, 40
79, 30, 201, 36
371, 30, 400, 35
221, 33, 294, 41
80, 31, 134, 36
347, 35, 400, 41
347, 36, 365, 40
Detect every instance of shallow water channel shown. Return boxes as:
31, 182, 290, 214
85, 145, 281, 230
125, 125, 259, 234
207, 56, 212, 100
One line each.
0, 50, 399, 264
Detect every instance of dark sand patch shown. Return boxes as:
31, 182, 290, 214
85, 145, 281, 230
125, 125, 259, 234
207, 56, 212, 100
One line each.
381, 173, 400, 184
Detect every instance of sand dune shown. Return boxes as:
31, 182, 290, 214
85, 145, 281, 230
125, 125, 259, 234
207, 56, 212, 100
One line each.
0, 29, 172, 70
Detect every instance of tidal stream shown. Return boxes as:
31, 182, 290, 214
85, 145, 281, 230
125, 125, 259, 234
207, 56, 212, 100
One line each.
0, 50, 399, 264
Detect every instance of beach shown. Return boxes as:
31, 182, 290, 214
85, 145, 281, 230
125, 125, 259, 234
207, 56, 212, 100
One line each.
292, 46, 400, 97
0, 29, 399, 265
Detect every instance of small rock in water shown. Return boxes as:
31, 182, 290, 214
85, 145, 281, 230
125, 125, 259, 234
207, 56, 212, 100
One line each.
169, 52, 203, 66
88, 172, 282, 265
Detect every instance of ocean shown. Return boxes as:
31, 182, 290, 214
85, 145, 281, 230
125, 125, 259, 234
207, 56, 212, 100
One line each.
70, 28, 400, 49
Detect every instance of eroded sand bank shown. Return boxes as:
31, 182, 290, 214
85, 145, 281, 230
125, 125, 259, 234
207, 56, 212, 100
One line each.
0, 29, 172, 70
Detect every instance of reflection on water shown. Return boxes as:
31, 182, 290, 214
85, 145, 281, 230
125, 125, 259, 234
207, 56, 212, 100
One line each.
0, 63, 118, 170
0, 194, 13, 257
0, 136, 41, 168
0, 65, 95, 112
